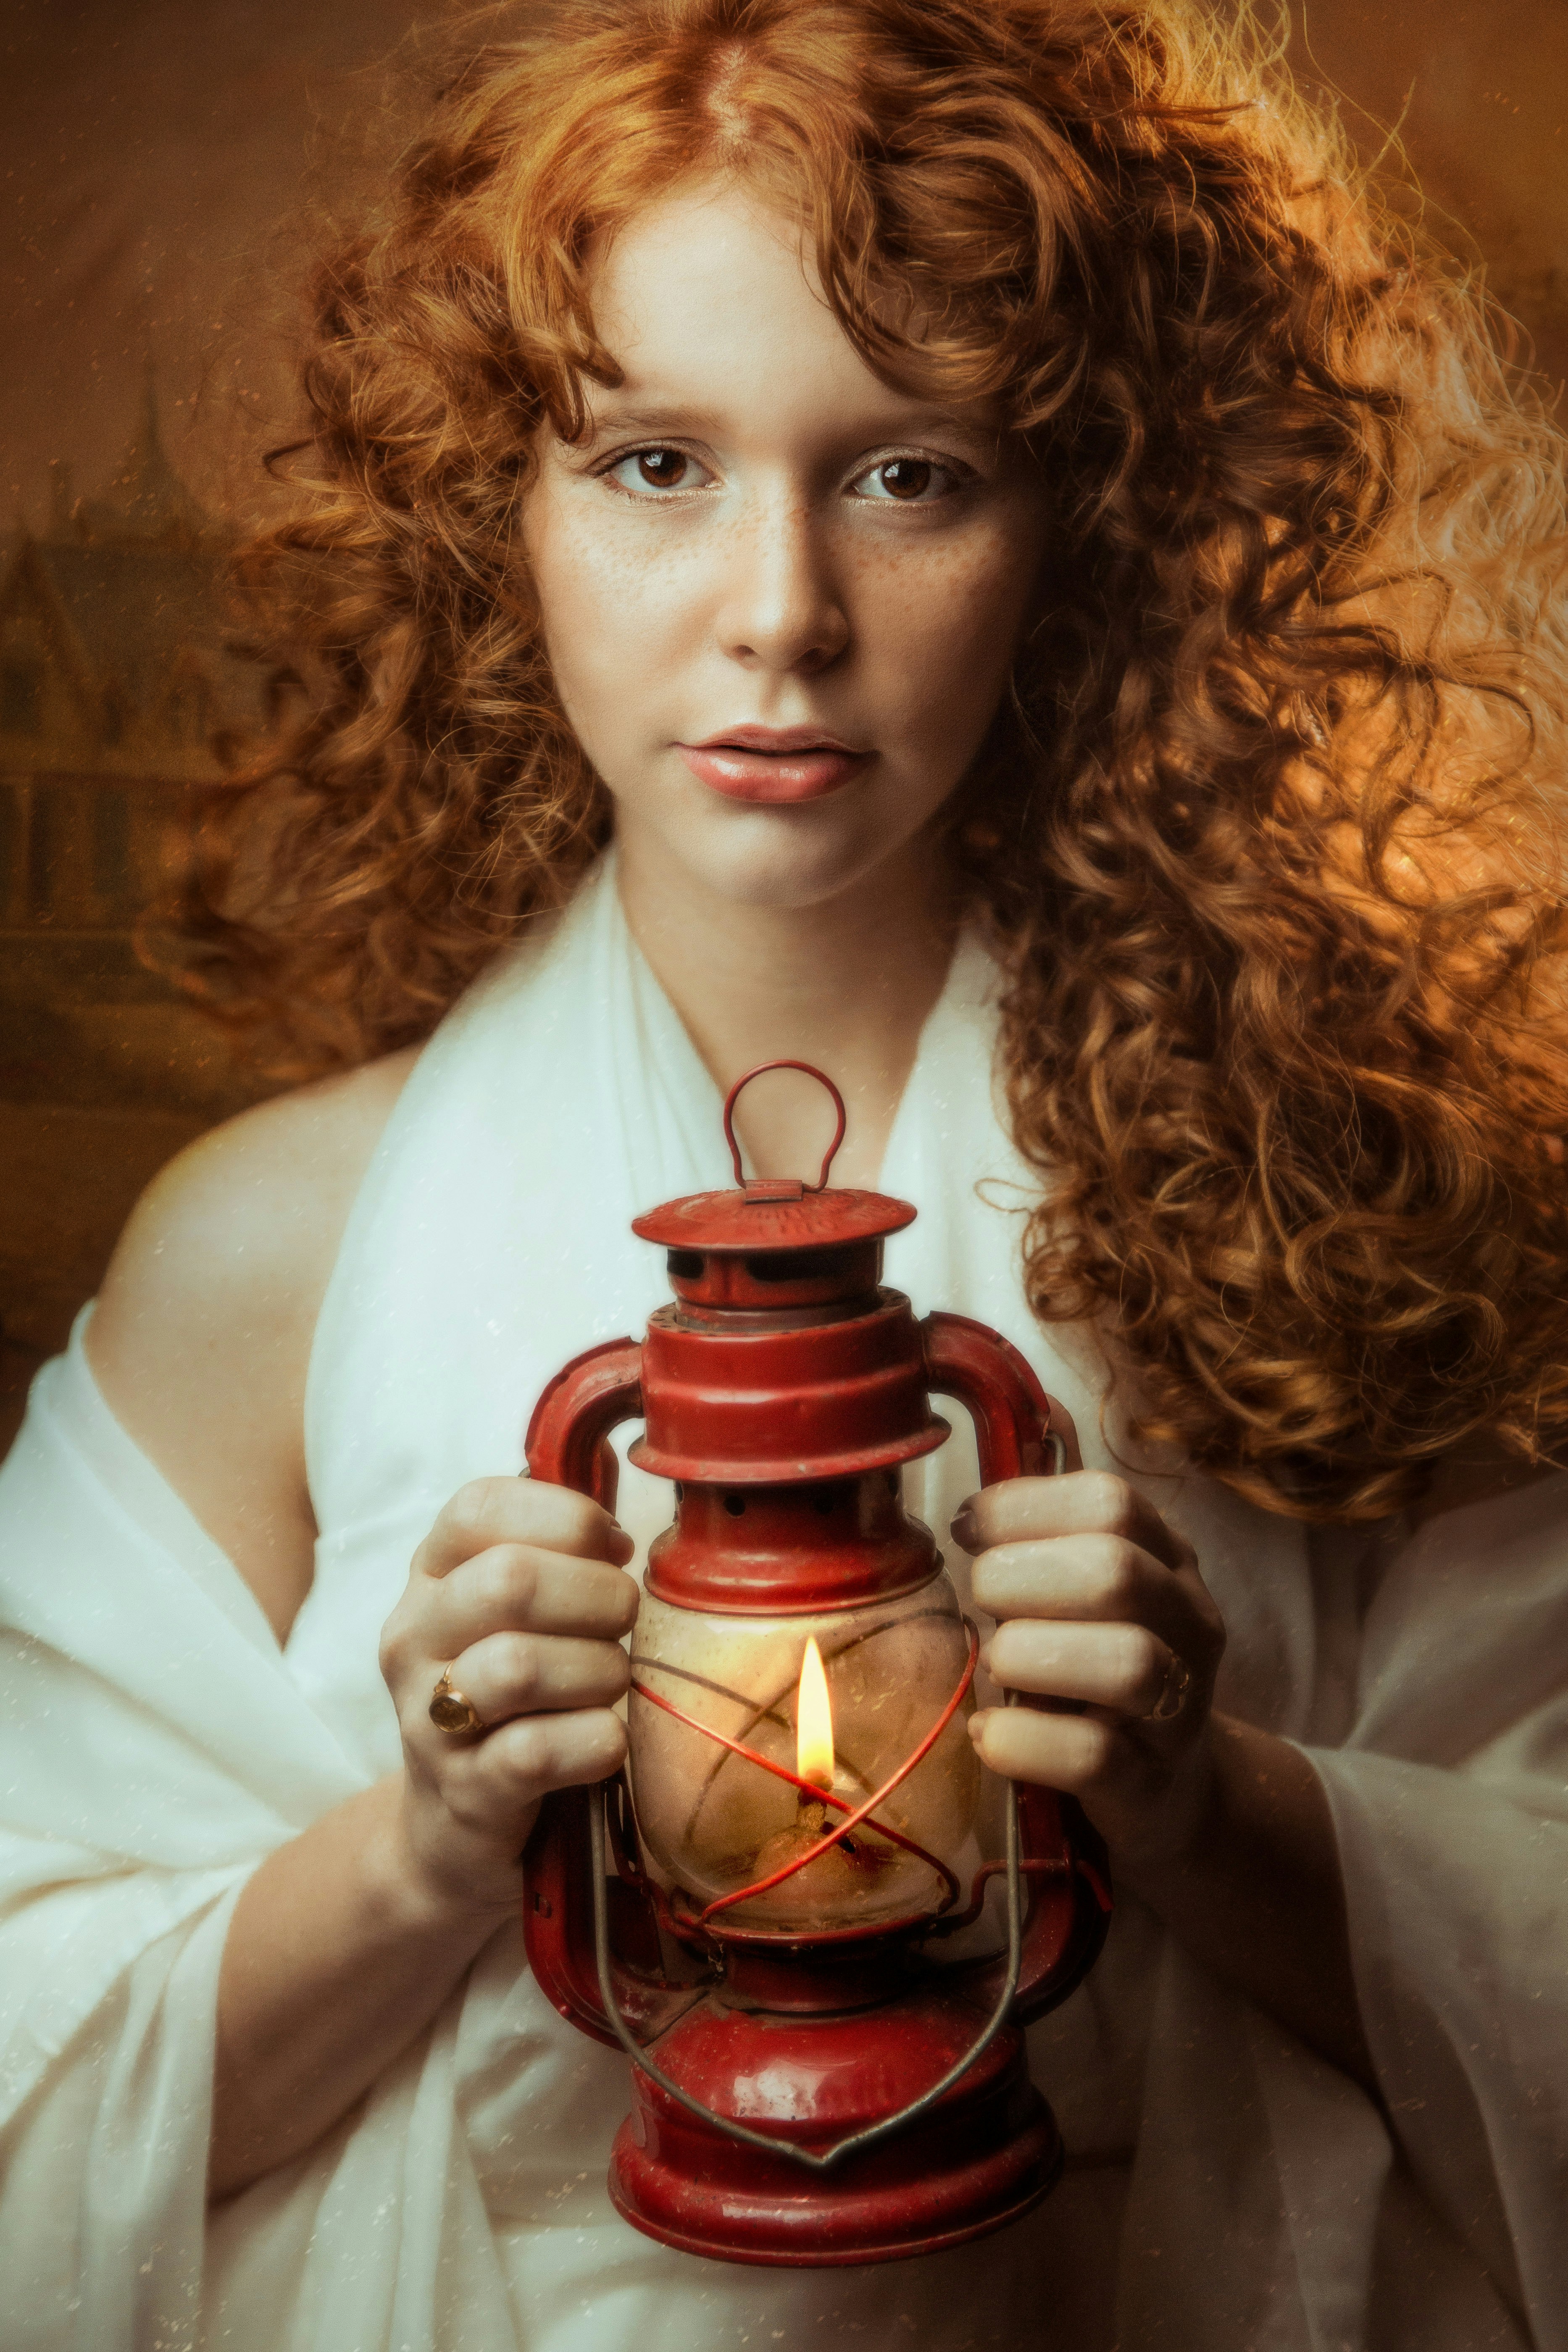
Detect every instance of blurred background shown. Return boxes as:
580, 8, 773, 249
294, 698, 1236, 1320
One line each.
2, 0, 1565, 1452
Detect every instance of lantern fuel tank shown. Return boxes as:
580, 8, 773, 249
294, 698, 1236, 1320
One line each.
522, 1062, 1110, 2266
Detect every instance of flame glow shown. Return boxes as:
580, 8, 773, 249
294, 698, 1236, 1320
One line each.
796, 1637, 836, 1791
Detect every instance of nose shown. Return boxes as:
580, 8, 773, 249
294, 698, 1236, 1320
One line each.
715, 491, 849, 676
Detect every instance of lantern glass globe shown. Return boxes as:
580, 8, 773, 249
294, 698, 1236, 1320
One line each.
628, 1576, 981, 1935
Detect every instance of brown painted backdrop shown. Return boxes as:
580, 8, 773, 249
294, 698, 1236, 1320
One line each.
2, 0, 1565, 1451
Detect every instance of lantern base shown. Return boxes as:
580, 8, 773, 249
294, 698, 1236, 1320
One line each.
607, 1982, 1062, 2267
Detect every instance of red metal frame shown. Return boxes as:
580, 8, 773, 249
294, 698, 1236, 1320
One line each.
518, 1086, 1110, 2265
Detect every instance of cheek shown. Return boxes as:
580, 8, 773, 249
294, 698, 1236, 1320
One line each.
523, 500, 688, 745
859, 527, 1039, 740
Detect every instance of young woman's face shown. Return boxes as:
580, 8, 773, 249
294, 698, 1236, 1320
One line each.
522, 180, 1049, 911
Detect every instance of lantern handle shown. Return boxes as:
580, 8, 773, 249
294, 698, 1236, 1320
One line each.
722, 1060, 847, 1191
524, 1335, 644, 1512
921, 1310, 1071, 1483
523, 1338, 652, 2049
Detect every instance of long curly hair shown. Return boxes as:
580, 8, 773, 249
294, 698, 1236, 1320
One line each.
177, 0, 1568, 1521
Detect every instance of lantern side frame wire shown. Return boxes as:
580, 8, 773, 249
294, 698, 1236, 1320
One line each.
629, 1676, 963, 1909
628, 1617, 979, 1928
639, 1603, 969, 1844
588, 1744, 1028, 2176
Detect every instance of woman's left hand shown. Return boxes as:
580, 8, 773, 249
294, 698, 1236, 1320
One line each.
952, 1458, 1228, 1875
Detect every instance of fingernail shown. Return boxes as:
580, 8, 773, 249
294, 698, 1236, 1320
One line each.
949, 1505, 979, 1552
967, 1710, 991, 1743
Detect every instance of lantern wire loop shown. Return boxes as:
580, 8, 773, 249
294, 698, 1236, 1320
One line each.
629, 1674, 963, 1910
722, 1060, 847, 1191
588, 1727, 1028, 2176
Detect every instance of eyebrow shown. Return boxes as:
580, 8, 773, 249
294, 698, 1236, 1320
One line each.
581, 403, 721, 436
579, 397, 1000, 454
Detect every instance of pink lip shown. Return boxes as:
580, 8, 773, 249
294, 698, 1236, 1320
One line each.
677, 725, 871, 805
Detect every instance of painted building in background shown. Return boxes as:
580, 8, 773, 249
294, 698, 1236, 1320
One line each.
0, 377, 270, 1381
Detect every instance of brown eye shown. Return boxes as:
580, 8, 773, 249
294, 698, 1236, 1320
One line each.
636, 449, 689, 488
851, 455, 953, 504
877, 459, 933, 501
605, 446, 714, 495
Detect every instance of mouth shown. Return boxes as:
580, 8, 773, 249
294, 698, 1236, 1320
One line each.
677, 726, 872, 805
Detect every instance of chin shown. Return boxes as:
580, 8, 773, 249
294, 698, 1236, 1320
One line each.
669, 808, 928, 912
614, 774, 954, 914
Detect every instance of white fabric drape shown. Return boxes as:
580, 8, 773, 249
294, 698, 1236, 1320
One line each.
1, 859, 1563, 2349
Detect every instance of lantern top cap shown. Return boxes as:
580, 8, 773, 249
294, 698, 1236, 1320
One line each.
631, 1185, 916, 1252
630, 1059, 918, 1254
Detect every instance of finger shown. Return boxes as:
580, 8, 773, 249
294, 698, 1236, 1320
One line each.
985, 1618, 1178, 1718
437, 1629, 632, 1729
440, 1708, 629, 1825
969, 1704, 1155, 1808
426, 1544, 641, 1656
969, 1531, 1203, 1652
416, 1476, 635, 1580
952, 1470, 1192, 1576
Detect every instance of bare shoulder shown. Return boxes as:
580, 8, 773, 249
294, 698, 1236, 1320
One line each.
89, 1048, 421, 1641
93, 1049, 417, 1340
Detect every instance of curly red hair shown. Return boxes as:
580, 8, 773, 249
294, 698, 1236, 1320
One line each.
175, 0, 1568, 1519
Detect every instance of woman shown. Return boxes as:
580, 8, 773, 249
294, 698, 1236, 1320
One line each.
2, 0, 1565, 2344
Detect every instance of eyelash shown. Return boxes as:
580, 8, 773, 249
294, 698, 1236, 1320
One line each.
595, 445, 968, 505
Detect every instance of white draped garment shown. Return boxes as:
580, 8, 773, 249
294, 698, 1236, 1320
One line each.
0, 861, 1564, 2351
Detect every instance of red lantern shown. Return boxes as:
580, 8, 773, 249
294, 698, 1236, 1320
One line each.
523, 1063, 1110, 2267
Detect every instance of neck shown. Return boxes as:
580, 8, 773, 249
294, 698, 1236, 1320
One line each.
616, 823, 959, 1189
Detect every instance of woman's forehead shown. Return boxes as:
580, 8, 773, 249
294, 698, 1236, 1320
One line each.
575, 179, 1006, 451
578, 178, 841, 375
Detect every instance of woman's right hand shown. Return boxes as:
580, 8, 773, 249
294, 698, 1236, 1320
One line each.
378, 1477, 640, 1920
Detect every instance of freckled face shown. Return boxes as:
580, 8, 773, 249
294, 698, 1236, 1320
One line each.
521, 180, 1049, 910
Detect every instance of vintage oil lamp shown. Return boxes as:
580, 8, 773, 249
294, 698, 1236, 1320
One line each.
522, 1063, 1110, 2266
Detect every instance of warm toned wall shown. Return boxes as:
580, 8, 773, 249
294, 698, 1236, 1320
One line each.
0, 0, 1564, 1445
5, 2, 1564, 529
1297, 0, 1567, 389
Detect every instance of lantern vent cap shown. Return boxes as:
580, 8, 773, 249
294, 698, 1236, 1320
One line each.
632, 1186, 916, 1253
630, 1060, 916, 1254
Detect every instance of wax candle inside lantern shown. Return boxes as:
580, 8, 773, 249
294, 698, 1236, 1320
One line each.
628, 1587, 983, 1934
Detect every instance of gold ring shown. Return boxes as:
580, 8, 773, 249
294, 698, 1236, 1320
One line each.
1148, 1653, 1192, 1723
429, 1668, 485, 1737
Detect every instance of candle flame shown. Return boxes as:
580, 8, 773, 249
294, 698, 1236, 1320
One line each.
796, 1637, 836, 1791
